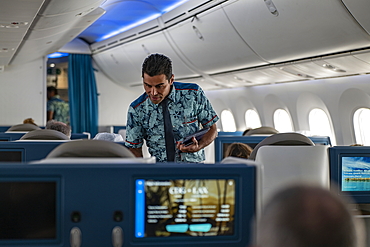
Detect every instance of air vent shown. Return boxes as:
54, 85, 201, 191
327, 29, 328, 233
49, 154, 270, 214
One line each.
188, 0, 214, 12
120, 34, 136, 41
97, 45, 106, 50
108, 41, 118, 46
164, 13, 186, 24
138, 25, 159, 35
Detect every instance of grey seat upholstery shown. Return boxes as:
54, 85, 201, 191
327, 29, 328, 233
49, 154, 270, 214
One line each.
46, 139, 135, 158
20, 129, 70, 140
249, 132, 314, 160
7, 123, 41, 132
243, 126, 279, 136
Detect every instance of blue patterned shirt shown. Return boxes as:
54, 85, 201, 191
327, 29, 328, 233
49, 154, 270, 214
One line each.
125, 82, 219, 162
47, 95, 70, 124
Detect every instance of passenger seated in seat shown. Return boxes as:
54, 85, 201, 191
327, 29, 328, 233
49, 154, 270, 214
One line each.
46, 120, 71, 138
224, 142, 253, 159
23, 118, 38, 126
253, 184, 365, 247
93, 132, 123, 142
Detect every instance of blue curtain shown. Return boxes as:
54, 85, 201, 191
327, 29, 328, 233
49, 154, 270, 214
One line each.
68, 54, 98, 137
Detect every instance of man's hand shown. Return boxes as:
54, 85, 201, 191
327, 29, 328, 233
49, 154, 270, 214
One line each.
177, 136, 200, 153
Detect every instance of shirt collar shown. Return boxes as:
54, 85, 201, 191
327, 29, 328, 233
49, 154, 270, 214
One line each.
167, 83, 177, 102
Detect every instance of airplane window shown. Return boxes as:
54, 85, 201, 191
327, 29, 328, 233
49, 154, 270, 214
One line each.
273, 109, 294, 132
221, 110, 237, 132
353, 108, 370, 145
309, 108, 336, 145
245, 109, 262, 129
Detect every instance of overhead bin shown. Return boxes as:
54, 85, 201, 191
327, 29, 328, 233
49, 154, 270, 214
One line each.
164, 4, 267, 74
122, 32, 200, 82
40, 0, 104, 17
93, 26, 201, 87
93, 45, 141, 87
0, 0, 45, 66
223, 0, 370, 63
11, 8, 105, 65
341, 0, 370, 35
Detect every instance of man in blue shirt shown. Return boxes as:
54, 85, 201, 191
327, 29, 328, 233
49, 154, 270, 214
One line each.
47, 86, 69, 124
125, 53, 219, 162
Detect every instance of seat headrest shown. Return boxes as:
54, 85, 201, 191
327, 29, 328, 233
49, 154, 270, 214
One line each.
20, 129, 70, 140
243, 126, 279, 136
249, 132, 314, 160
7, 124, 41, 132
46, 139, 135, 158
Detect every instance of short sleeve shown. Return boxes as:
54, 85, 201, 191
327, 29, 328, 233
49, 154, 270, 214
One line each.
196, 87, 219, 128
125, 105, 144, 148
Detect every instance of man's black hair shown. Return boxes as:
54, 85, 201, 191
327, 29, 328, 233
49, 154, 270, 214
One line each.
142, 53, 172, 80
47, 86, 58, 95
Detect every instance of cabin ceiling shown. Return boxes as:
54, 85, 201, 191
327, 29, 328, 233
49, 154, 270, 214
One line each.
2, 0, 370, 89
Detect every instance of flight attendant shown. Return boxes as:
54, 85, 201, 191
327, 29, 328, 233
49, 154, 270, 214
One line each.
125, 53, 219, 162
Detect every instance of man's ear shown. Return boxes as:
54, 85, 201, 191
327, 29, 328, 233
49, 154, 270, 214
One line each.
169, 74, 174, 85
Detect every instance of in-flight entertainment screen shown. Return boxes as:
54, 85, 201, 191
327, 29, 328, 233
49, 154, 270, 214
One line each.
342, 156, 370, 192
135, 178, 235, 238
0, 181, 57, 240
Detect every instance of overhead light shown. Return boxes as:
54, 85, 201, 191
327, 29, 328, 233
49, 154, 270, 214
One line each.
49, 63, 55, 68
163, 0, 189, 12
98, 13, 161, 41
322, 63, 346, 72
47, 52, 69, 58
234, 76, 251, 83
280, 67, 314, 78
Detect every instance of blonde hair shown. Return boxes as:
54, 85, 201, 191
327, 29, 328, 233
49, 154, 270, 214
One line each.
224, 142, 253, 159
23, 118, 37, 126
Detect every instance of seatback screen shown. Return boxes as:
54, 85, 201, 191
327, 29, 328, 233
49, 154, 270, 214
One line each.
0, 181, 57, 240
342, 156, 370, 192
0, 150, 23, 162
135, 179, 235, 238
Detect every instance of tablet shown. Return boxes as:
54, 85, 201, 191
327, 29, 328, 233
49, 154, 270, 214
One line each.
182, 128, 210, 147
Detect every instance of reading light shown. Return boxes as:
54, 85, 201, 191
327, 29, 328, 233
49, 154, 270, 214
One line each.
322, 63, 346, 72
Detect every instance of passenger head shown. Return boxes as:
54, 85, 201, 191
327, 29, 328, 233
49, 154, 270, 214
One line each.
224, 142, 253, 159
47, 86, 58, 100
142, 53, 174, 104
93, 132, 123, 142
23, 118, 38, 126
255, 184, 365, 247
46, 120, 71, 138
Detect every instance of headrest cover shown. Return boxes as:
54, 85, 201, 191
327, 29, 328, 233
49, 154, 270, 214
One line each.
93, 132, 123, 142
249, 132, 314, 160
20, 129, 70, 140
243, 126, 279, 136
7, 124, 41, 132
46, 139, 135, 158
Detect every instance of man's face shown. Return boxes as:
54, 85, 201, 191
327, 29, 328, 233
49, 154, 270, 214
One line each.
143, 73, 174, 104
